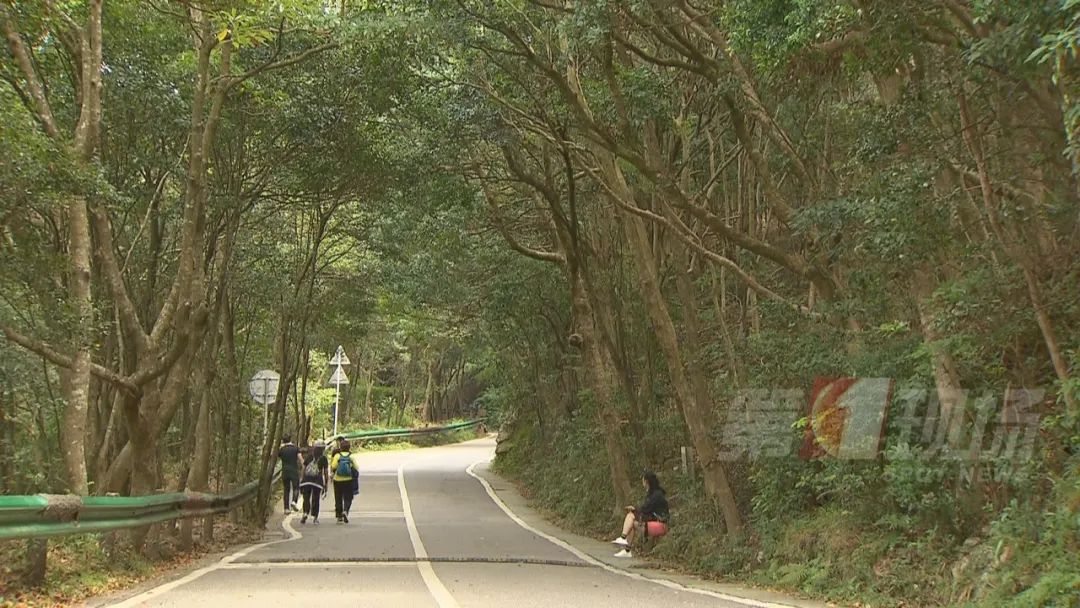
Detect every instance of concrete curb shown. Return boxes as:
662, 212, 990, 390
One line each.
470, 462, 840, 608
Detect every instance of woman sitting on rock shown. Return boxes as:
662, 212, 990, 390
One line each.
611, 470, 669, 558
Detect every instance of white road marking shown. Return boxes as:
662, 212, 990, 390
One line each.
398, 461, 461, 608
106, 512, 303, 607
465, 461, 796, 608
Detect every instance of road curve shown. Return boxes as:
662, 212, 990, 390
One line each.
101, 437, 771, 608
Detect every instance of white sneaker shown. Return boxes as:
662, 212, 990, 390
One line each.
611, 537, 629, 547
613, 549, 632, 558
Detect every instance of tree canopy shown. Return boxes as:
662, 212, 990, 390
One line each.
2, 1, 1078, 605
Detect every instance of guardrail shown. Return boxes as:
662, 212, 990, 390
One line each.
0, 419, 483, 542
0, 476, 268, 541
336, 418, 482, 442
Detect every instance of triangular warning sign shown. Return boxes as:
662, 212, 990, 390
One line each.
328, 367, 350, 385
329, 346, 351, 366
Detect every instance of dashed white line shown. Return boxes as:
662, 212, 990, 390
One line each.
398, 461, 461, 608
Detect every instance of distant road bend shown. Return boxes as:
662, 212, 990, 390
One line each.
102, 437, 780, 608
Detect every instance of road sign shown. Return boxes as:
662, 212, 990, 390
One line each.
329, 345, 350, 438
328, 367, 350, 386
248, 370, 280, 405
329, 346, 351, 366
249, 369, 280, 445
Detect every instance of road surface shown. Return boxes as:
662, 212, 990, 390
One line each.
103, 437, 783, 608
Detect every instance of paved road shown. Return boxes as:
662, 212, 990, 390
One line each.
105, 437, 771, 608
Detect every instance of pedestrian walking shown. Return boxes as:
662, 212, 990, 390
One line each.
329, 439, 360, 523
330, 435, 345, 457
278, 434, 302, 513
299, 440, 329, 525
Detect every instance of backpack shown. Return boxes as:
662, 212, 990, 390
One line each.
303, 459, 321, 480
335, 452, 353, 478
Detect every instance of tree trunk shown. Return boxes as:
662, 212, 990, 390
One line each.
913, 270, 965, 445
364, 367, 375, 425
612, 169, 743, 533
61, 0, 104, 497
93, 392, 123, 489
2, 1, 102, 498
572, 276, 635, 515
180, 363, 213, 550
62, 195, 93, 496
0, 389, 10, 492
298, 347, 311, 445
711, 268, 745, 387
958, 90, 1077, 414
586, 262, 648, 453
421, 356, 437, 424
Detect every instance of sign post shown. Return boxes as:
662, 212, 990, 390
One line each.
328, 346, 350, 437
248, 369, 280, 443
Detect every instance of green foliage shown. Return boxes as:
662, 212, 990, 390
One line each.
722, 0, 859, 74
495, 415, 615, 534
2, 0, 1079, 605
964, 458, 1080, 607
1030, 0, 1080, 173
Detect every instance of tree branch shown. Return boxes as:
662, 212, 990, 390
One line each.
223, 42, 338, 94
0, 324, 140, 394
482, 186, 566, 265
129, 304, 210, 386
1, 12, 61, 138
89, 204, 151, 354
581, 163, 807, 315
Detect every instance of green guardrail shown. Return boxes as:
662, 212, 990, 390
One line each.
336, 418, 482, 442
0, 420, 483, 542
0, 473, 272, 542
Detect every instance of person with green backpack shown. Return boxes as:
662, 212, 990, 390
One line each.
329, 439, 360, 523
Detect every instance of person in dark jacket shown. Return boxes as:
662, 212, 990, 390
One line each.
299, 440, 329, 525
278, 434, 301, 513
611, 470, 669, 557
